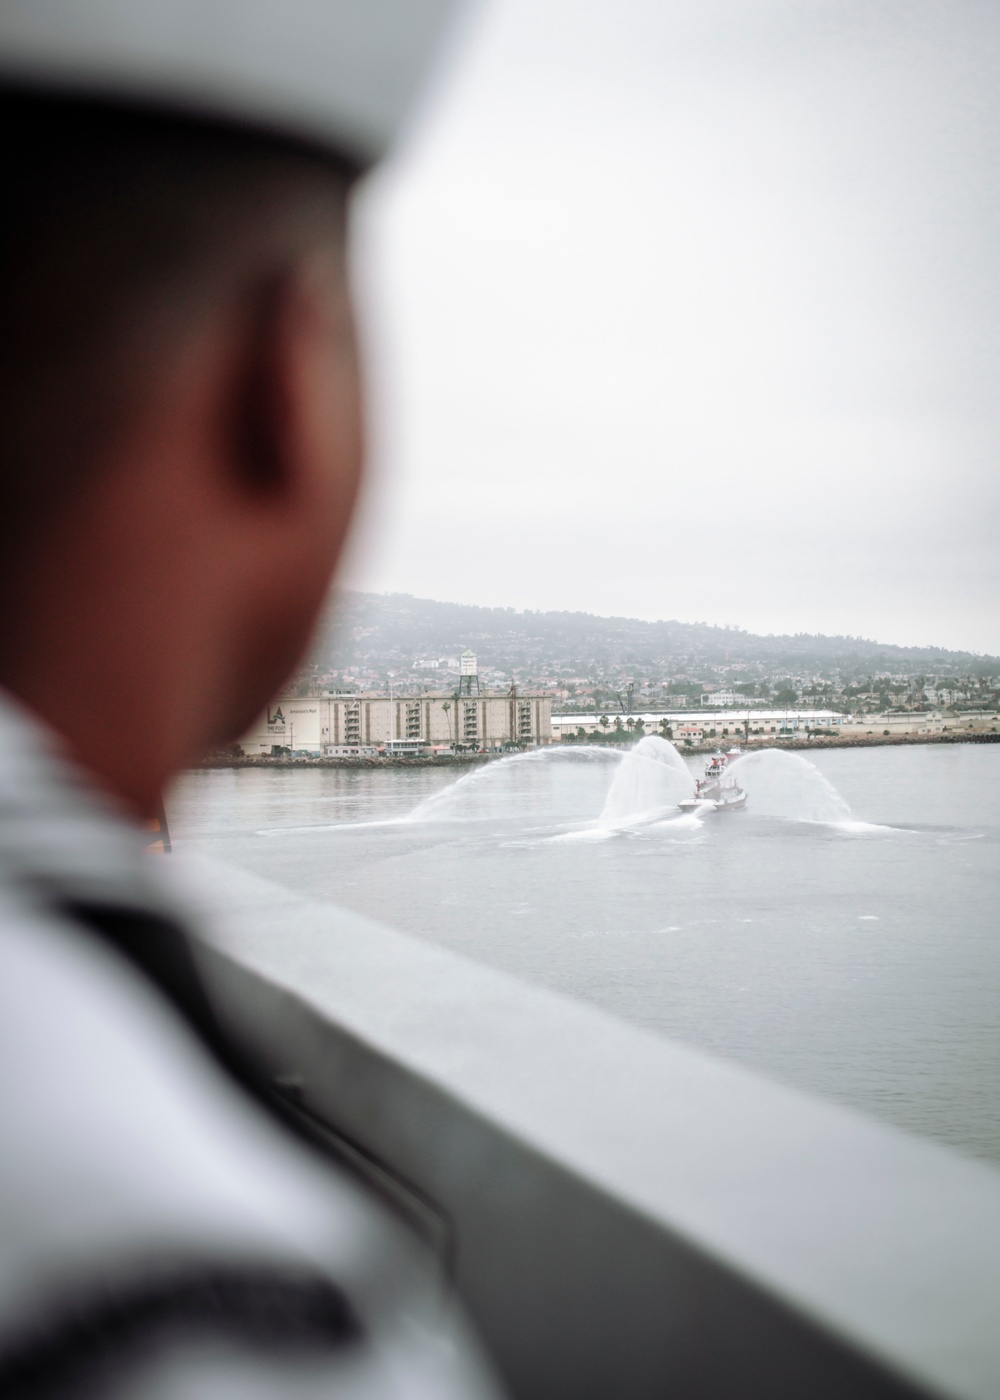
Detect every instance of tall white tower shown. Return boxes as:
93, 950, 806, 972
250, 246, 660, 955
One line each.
457, 650, 480, 696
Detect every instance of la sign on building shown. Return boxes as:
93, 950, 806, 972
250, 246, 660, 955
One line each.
242, 699, 323, 753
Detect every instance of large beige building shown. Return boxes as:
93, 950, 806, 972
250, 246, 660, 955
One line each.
242, 691, 553, 755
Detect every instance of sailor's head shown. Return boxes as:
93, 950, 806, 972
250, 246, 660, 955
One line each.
0, 1, 460, 812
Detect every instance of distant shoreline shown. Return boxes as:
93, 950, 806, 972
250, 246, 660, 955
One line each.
192, 731, 1000, 770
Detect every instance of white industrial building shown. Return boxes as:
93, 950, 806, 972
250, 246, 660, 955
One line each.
551, 710, 845, 742
552, 709, 1000, 742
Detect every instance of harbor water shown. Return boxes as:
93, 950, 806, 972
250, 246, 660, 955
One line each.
170, 741, 1000, 1167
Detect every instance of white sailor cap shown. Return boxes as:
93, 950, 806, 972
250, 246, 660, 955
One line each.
0, 0, 464, 168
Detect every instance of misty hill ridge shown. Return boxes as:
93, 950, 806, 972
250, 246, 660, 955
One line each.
323, 593, 998, 678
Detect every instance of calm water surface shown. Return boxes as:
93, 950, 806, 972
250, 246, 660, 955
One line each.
169, 742, 1000, 1167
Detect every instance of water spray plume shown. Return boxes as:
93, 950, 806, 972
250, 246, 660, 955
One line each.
599, 737, 696, 828
406, 745, 618, 823
727, 750, 852, 823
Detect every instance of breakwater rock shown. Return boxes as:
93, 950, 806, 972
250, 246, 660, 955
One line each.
194, 731, 999, 771
196, 751, 495, 771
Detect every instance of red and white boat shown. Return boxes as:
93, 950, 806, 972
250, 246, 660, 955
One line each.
679, 749, 747, 812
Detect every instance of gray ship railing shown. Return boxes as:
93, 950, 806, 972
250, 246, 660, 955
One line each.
185, 856, 1000, 1400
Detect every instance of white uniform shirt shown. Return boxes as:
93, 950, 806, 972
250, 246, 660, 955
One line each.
0, 692, 501, 1399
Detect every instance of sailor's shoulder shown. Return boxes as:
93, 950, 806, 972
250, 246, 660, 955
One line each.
0, 885, 384, 1295
0, 887, 502, 1398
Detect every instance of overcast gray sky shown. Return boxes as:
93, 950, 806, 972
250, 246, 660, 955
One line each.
345, 0, 1000, 654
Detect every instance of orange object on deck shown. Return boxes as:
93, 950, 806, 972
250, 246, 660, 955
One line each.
145, 800, 171, 853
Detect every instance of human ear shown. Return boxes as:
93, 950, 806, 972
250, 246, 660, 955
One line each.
227, 268, 307, 499
226, 252, 352, 504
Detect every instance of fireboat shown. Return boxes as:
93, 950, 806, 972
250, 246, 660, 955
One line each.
678, 749, 747, 812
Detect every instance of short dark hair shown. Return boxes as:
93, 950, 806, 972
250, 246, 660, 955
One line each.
0, 88, 355, 557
